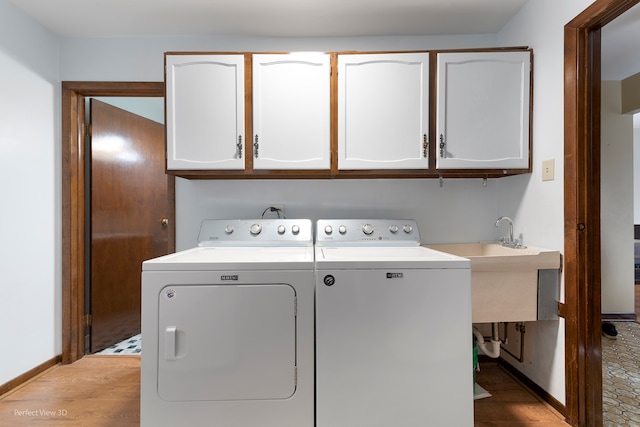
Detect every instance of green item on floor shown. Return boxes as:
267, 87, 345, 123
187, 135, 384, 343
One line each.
473, 339, 479, 384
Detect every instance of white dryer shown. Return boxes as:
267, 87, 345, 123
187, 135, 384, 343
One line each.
141, 219, 314, 427
315, 219, 473, 427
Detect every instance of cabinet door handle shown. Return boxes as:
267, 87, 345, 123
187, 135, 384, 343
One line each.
439, 134, 446, 159
423, 134, 428, 158
254, 134, 259, 158
236, 135, 243, 159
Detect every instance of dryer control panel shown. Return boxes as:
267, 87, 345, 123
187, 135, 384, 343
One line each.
316, 219, 421, 246
198, 219, 313, 246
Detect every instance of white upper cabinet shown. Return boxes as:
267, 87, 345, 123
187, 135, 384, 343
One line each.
252, 53, 331, 170
164, 49, 532, 178
436, 51, 531, 170
337, 53, 430, 170
165, 54, 245, 170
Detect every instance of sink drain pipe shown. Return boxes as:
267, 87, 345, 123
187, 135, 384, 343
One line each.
501, 322, 526, 363
473, 323, 501, 358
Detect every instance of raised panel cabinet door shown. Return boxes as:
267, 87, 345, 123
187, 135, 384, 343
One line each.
166, 54, 245, 170
252, 53, 331, 170
337, 53, 430, 170
436, 51, 531, 169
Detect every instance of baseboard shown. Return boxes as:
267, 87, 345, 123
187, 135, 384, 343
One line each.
495, 358, 566, 417
601, 312, 637, 322
0, 355, 61, 397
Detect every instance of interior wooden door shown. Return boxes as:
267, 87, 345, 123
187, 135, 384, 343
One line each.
89, 99, 169, 353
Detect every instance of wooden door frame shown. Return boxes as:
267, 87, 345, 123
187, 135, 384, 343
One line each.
564, 0, 639, 425
61, 81, 173, 364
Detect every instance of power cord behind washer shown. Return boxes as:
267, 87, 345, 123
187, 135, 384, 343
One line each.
261, 206, 286, 219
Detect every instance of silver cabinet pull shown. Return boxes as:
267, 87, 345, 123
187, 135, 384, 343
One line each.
236, 135, 243, 159
161, 218, 169, 229
439, 134, 446, 158
423, 134, 428, 158
254, 134, 259, 158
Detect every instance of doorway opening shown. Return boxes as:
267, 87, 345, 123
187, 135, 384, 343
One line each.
61, 82, 175, 364
564, 0, 640, 425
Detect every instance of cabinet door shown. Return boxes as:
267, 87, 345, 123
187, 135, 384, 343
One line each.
337, 53, 430, 170
166, 54, 245, 170
436, 51, 531, 169
252, 53, 330, 170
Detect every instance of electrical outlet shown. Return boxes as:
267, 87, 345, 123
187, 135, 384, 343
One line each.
542, 159, 555, 181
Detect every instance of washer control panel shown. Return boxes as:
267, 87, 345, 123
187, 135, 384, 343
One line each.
315, 219, 421, 246
197, 219, 312, 246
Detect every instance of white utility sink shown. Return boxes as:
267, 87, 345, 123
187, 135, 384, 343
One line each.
427, 242, 561, 323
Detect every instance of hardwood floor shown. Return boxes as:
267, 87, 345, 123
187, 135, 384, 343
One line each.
474, 363, 569, 426
0, 356, 567, 426
0, 356, 140, 426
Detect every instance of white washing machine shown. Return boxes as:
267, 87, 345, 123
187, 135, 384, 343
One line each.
141, 219, 314, 427
315, 219, 473, 427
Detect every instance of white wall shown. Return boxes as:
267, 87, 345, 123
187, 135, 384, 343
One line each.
176, 178, 499, 250
0, 0, 60, 385
59, 34, 500, 82
601, 81, 635, 315
495, 0, 595, 404
91, 97, 164, 125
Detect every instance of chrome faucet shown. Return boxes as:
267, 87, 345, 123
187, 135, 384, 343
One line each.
495, 216, 521, 248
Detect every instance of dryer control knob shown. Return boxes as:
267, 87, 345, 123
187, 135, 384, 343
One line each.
324, 225, 333, 235
339, 225, 347, 235
250, 223, 262, 235
389, 225, 399, 234
362, 224, 374, 235
224, 225, 235, 234
277, 225, 286, 234
403, 224, 413, 234
292, 225, 300, 235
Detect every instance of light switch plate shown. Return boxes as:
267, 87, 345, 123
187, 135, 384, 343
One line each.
542, 159, 555, 181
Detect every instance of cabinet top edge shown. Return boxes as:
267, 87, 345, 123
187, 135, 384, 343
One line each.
164, 47, 532, 57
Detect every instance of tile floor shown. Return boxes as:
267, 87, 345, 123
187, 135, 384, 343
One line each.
602, 321, 640, 427
96, 334, 141, 355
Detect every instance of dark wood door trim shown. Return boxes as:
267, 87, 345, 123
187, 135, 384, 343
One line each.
564, 0, 640, 425
61, 82, 171, 364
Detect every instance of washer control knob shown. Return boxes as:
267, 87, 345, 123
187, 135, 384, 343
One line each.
362, 224, 374, 235
224, 225, 235, 234
277, 225, 286, 235
249, 223, 262, 235
291, 225, 300, 235
339, 225, 347, 235
389, 225, 399, 234
324, 225, 333, 235
403, 224, 413, 234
